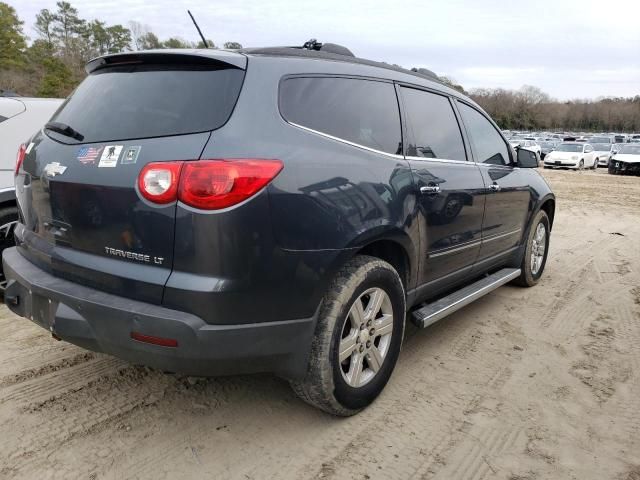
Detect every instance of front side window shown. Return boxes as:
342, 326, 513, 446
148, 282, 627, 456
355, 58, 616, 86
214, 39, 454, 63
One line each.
399, 87, 466, 161
457, 102, 510, 165
279, 77, 402, 155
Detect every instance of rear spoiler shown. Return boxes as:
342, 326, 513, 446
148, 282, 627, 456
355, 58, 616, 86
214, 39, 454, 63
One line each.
86, 49, 247, 74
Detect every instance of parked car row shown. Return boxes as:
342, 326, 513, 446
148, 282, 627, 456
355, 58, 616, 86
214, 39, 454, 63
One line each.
505, 130, 640, 175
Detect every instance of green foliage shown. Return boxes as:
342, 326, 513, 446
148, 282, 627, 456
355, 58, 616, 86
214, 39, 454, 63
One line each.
1, 1, 247, 97
163, 37, 193, 49
471, 87, 640, 132
223, 41, 242, 49
196, 39, 216, 48
139, 32, 161, 50
37, 57, 74, 97
0, 2, 27, 69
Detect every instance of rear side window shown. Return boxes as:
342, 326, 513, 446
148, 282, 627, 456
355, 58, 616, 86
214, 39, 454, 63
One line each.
457, 102, 510, 166
400, 87, 466, 161
49, 64, 245, 143
280, 77, 402, 155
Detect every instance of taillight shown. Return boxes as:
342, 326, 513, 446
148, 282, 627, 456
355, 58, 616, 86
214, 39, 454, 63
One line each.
138, 161, 183, 204
137, 159, 283, 210
179, 159, 283, 210
15, 143, 26, 175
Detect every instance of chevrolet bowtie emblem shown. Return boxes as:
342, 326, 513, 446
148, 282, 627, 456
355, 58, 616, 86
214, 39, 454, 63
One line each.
43, 162, 67, 177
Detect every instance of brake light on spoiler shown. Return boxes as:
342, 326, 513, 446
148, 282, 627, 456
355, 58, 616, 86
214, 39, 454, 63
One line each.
138, 159, 283, 210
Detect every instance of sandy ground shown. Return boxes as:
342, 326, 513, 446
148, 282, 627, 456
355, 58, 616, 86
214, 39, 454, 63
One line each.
1, 168, 640, 480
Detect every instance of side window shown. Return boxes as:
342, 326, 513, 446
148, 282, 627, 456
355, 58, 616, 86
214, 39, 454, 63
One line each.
279, 77, 402, 155
399, 87, 466, 161
457, 102, 510, 166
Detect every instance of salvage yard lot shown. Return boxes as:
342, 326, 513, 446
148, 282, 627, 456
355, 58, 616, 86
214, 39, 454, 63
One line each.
1, 169, 639, 480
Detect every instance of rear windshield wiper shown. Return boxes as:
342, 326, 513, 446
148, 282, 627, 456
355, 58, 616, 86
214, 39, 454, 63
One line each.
44, 121, 84, 141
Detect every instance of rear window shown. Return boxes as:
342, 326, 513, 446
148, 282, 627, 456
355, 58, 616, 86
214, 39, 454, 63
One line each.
279, 77, 402, 155
49, 64, 245, 144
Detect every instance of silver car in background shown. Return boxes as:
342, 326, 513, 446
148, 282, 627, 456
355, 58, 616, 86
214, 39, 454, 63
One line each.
0, 95, 63, 288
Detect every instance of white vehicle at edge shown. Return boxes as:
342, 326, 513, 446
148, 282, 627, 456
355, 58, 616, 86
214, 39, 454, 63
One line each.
609, 144, 640, 175
0, 95, 63, 289
543, 142, 597, 170
592, 143, 616, 167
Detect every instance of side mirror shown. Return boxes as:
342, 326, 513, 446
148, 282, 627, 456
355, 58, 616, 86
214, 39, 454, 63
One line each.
517, 148, 538, 168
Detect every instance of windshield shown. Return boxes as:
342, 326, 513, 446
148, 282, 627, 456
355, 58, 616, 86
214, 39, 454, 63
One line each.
619, 145, 640, 155
590, 137, 611, 144
49, 64, 245, 144
540, 142, 554, 148
556, 144, 583, 152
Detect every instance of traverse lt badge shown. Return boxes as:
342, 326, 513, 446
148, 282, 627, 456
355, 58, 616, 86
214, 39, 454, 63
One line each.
43, 162, 67, 177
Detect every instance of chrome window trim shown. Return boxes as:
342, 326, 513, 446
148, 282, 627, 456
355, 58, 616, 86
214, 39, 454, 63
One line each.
405, 156, 473, 165
287, 122, 405, 160
475, 162, 515, 170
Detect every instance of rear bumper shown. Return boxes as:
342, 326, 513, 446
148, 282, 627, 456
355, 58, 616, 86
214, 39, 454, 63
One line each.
2, 247, 316, 379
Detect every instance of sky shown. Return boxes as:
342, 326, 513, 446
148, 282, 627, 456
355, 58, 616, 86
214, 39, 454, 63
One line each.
10, 0, 640, 100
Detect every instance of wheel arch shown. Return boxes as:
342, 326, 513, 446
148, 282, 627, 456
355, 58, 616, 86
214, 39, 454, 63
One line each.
539, 196, 555, 230
355, 238, 413, 291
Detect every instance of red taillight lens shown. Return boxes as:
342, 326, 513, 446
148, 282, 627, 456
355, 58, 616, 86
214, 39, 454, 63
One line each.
137, 159, 283, 210
179, 159, 283, 210
15, 143, 26, 175
138, 161, 183, 204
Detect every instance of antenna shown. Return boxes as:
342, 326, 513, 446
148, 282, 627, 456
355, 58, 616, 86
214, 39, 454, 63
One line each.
187, 10, 210, 48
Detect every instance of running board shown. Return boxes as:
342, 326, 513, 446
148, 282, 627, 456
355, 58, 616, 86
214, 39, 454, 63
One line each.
410, 268, 521, 328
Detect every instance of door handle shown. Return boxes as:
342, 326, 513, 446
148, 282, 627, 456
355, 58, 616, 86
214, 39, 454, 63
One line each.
488, 183, 501, 192
420, 185, 440, 195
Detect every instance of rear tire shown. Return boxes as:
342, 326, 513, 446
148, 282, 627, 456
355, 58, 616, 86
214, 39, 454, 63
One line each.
0, 206, 18, 292
513, 210, 550, 287
291, 255, 405, 416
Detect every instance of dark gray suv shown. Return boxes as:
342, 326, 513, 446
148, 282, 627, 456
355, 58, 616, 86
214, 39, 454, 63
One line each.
4, 44, 554, 415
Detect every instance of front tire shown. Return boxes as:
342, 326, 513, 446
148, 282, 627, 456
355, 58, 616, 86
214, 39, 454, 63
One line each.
291, 255, 405, 416
513, 210, 550, 287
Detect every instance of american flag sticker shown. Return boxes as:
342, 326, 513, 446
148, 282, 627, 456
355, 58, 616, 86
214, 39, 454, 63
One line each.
77, 146, 103, 165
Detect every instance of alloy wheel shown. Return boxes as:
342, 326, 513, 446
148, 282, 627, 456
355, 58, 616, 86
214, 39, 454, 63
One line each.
338, 287, 394, 388
530, 222, 547, 276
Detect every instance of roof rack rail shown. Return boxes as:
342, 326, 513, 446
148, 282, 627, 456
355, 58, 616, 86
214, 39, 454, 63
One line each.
410, 67, 439, 81
301, 38, 355, 57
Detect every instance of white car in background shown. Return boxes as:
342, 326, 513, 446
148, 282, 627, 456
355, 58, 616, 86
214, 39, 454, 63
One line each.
592, 143, 616, 167
543, 142, 597, 170
509, 138, 541, 156
608, 144, 640, 175
520, 138, 542, 157
0, 95, 63, 289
